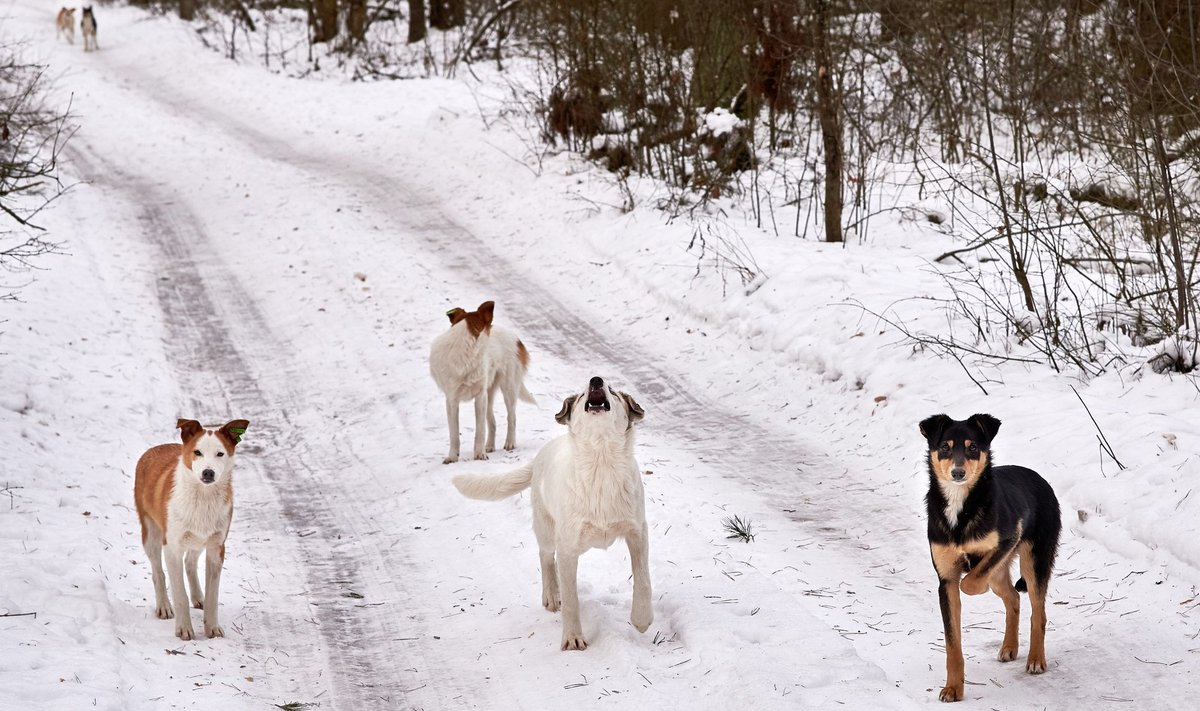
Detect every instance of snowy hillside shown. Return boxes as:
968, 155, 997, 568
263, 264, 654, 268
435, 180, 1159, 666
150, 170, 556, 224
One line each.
0, 3, 1196, 710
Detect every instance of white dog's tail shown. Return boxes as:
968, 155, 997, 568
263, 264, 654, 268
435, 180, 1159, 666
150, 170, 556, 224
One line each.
519, 384, 537, 405
452, 462, 533, 501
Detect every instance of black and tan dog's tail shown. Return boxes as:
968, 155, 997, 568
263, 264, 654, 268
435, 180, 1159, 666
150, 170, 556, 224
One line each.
452, 462, 533, 501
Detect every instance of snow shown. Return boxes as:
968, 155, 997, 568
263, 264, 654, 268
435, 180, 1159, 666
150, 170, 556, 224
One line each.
0, 2, 1197, 709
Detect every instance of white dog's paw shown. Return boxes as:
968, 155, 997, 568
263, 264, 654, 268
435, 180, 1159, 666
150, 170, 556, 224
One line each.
205, 623, 224, 639
473, 452, 489, 461
542, 592, 560, 612
155, 603, 174, 619
503, 439, 516, 451
631, 606, 653, 633
561, 632, 588, 651
175, 622, 195, 641
442, 455, 459, 465
485, 445, 496, 453
191, 598, 204, 610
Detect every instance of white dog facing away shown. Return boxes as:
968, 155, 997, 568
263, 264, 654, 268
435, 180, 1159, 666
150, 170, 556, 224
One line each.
430, 300, 535, 464
453, 376, 651, 650
55, 7, 75, 44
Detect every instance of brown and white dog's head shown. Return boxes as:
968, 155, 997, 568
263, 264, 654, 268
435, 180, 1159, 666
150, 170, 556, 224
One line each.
444, 301, 495, 338
555, 376, 644, 438
177, 418, 250, 485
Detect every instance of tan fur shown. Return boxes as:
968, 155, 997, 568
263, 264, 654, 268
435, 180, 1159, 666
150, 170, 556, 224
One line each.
516, 339, 530, 368
55, 8, 75, 44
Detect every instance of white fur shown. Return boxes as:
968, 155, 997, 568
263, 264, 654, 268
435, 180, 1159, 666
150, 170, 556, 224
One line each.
940, 479, 968, 527
430, 321, 534, 464
452, 382, 650, 650
145, 431, 235, 640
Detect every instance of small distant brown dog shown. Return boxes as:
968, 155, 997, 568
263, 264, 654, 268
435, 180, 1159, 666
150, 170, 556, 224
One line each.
56, 7, 76, 44
135, 418, 249, 640
81, 6, 98, 52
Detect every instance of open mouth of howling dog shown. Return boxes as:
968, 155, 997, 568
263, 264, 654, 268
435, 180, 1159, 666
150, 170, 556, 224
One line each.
585, 376, 611, 413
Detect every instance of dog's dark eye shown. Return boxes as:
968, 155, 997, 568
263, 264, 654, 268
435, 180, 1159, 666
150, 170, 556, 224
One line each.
193, 450, 202, 457
216, 452, 225, 457
967, 444, 978, 455
939, 443, 951, 454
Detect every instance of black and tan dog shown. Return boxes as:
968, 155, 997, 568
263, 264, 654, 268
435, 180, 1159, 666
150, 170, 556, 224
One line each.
919, 413, 1061, 702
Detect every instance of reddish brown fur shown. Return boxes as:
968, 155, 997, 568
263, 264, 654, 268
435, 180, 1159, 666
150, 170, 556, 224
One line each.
517, 339, 530, 368
445, 301, 495, 338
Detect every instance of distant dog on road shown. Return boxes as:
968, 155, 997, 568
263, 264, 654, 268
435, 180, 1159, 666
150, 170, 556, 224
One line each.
453, 377, 651, 650
81, 7, 98, 52
56, 7, 75, 44
919, 413, 1061, 702
135, 418, 249, 640
430, 300, 535, 463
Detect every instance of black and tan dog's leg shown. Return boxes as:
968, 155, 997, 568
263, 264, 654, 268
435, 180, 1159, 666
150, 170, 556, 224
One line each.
958, 540, 1018, 596
1019, 545, 1049, 673
988, 563, 1021, 661
937, 577, 965, 701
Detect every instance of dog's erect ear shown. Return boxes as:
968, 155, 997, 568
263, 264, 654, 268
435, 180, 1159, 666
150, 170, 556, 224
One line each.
446, 307, 466, 325
970, 414, 1001, 443
918, 414, 951, 444
177, 419, 204, 444
476, 301, 495, 326
554, 396, 576, 426
620, 392, 645, 424
219, 419, 250, 446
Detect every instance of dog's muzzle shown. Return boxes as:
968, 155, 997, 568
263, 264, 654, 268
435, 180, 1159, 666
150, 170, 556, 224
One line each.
585, 376, 610, 413
201, 468, 216, 484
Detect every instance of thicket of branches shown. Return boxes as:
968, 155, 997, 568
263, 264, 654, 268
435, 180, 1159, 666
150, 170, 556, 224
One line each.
0, 43, 71, 302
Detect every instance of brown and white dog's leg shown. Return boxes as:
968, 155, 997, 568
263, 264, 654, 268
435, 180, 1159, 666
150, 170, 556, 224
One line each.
185, 549, 204, 609
142, 519, 172, 619
165, 544, 195, 640
472, 393, 488, 460
203, 542, 225, 638
556, 549, 586, 650
444, 396, 460, 464
626, 523, 653, 633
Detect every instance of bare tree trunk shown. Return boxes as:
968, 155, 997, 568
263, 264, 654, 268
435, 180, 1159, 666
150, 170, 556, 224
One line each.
311, 0, 338, 43
814, 0, 843, 243
348, 0, 368, 41
449, 0, 465, 28
408, 0, 427, 42
430, 0, 450, 30
179, 0, 196, 21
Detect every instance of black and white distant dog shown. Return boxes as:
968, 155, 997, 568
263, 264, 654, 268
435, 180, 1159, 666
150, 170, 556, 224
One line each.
919, 414, 1061, 703
81, 6, 98, 52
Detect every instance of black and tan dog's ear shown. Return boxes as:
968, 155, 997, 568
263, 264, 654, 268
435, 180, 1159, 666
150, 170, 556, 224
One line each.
620, 392, 645, 424
177, 418, 204, 444
554, 396, 576, 425
970, 414, 1001, 442
919, 414, 951, 443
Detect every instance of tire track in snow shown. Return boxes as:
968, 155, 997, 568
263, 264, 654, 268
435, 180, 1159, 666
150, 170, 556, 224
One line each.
67, 147, 433, 709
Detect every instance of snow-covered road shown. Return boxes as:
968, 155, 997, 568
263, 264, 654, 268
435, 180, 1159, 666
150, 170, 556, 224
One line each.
2, 3, 1197, 709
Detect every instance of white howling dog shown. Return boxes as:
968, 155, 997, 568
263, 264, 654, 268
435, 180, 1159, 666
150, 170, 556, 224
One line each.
134, 418, 249, 640
81, 6, 98, 52
55, 7, 75, 44
430, 300, 535, 464
453, 377, 651, 650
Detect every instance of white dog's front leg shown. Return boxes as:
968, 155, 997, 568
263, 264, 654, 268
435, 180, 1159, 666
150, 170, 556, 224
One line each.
185, 549, 204, 609
472, 394, 488, 460
444, 396, 460, 464
165, 545, 195, 640
203, 543, 224, 638
556, 551, 586, 650
503, 386, 518, 451
626, 525, 653, 633
539, 548, 560, 611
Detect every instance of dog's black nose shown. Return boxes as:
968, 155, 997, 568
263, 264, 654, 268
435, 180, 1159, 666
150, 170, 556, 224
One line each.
201, 468, 216, 483
951, 468, 966, 481
589, 376, 604, 390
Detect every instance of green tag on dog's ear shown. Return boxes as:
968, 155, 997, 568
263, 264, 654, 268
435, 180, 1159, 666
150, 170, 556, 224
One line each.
229, 426, 246, 443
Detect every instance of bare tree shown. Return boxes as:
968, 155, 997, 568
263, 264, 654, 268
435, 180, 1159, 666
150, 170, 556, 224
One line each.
408, 0, 428, 42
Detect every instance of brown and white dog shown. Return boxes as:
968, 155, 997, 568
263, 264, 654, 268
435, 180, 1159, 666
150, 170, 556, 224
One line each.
430, 300, 535, 463
81, 6, 98, 52
55, 7, 75, 44
134, 418, 249, 640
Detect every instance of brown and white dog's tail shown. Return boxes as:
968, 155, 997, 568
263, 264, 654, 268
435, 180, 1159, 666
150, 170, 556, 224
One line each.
452, 462, 533, 500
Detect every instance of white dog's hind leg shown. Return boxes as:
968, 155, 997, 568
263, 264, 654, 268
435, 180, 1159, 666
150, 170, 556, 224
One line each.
485, 383, 499, 453
185, 549, 204, 608
203, 542, 224, 638
502, 381, 519, 451
472, 393, 488, 460
444, 396, 460, 464
556, 550, 586, 650
626, 524, 653, 632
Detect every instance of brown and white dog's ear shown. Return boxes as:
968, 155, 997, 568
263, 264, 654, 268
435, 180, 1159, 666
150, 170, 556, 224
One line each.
177, 419, 204, 444
620, 392, 645, 424
446, 307, 466, 325
219, 419, 250, 446
554, 396, 576, 426
477, 301, 495, 326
